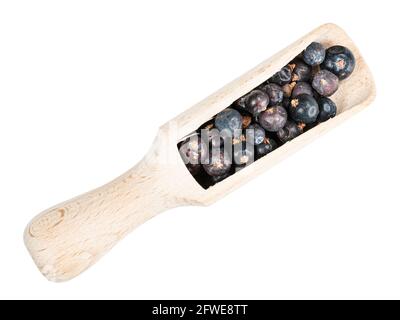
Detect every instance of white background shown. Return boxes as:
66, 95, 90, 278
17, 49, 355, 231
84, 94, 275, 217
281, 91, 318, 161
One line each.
0, 0, 399, 300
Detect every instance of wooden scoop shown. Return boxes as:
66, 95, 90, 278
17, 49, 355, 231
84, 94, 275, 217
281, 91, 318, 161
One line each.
24, 23, 376, 282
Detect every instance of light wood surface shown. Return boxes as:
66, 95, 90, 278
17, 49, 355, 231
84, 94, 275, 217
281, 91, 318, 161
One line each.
24, 23, 376, 282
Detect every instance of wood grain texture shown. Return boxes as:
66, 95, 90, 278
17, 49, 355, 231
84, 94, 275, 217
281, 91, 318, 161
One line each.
24, 23, 376, 282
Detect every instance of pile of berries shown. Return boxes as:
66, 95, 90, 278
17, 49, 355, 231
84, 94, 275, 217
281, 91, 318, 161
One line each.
178, 43, 355, 189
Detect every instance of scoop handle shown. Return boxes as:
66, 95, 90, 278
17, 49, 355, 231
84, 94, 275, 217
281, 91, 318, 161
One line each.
24, 158, 182, 282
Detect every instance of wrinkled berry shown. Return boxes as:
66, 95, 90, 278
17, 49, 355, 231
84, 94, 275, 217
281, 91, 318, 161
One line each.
289, 94, 319, 124
292, 81, 313, 98
262, 83, 283, 105
259, 105, 288, 132
244, 89, 269, 116
215, 108, 243, 136
323, 45, 355, 80
303, 42, 326, 66
291, 59, 312, 82
255, 137, 277, 158
203, 151, 232, 177
277, 121, 305, 143
270, 66, 292, 85
312, 70, 339, 97
317, 97, 337, 122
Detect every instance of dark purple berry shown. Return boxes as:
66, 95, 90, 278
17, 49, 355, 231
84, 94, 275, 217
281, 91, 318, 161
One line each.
244, 89, 269, 116
323, 45, 355, 80
289, 94, 319, 124
270, 66, 292, 85
179, 134, 208, 165
277, 121, 305, 143
317, 97, 337, 122
246, 124, 266, 145
259, 105, 288, 132
292, 82, 313, 98
203, 151, 232, 177
291, 59, 312, 82
233, 142, 255, 166
255, 137, 277, 158
312, 70, 339, 97
262, 83, 283, 105
215, 108, 243, 136
303, 42, 326, 66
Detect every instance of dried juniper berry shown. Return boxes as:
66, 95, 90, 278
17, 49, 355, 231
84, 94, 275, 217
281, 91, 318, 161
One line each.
255, 137, 277, 158
246, 124, 266, 145
258, 105, 288, 132
323, 45, 355, 80
203, 150, 232, 177
312, 70, 339, 97
289, 94, 319, 124
277, 121, 305, 143
317, 97, 337, 122
244, 89, 269, 116
291, 59, 312, 82
303, 42, 326, 66
179, 134, 208, 165
233, 142, 255, 166
262, 83, 284, 105
270, 66, 292, 85
215, 108, 243, 136
292, 81, 313, 98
